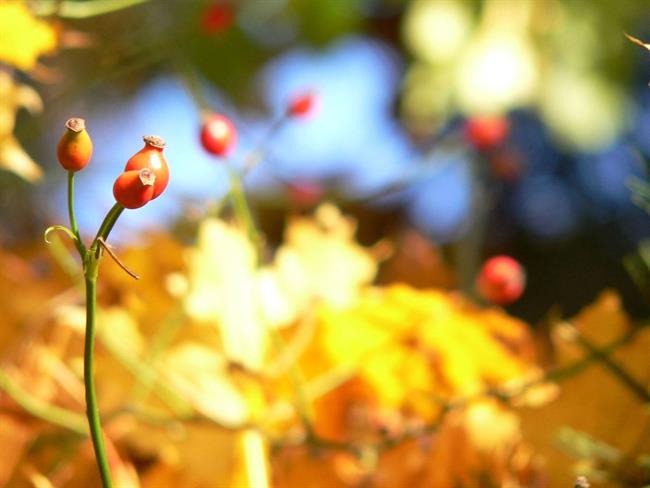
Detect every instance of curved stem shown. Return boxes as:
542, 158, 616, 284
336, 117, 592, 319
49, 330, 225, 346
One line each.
94, 203, 125, 246
67, 171, 86, 255
84, 274, 113, 487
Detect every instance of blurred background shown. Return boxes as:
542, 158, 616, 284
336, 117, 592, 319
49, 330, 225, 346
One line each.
2, 1, 650, 487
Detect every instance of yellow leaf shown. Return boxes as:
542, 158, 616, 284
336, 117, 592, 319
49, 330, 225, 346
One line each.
316, 285, 536, 410
0, 3, 57, 70
0, 71, 43, 181
162, 342, 249, 427
184, 219, 269, 370
275, 204, 377, 310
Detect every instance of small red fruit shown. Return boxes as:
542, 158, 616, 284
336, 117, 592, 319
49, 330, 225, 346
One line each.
287, 91, 318, 118
113, 168, 156, 209
465, 115, 509, 150
200, 113, 237, 156
200, 2, 234, 35
287, 180, 324, 207
476, 255, 525, 305
57, 118, 93, 171
124, 135, 169, 199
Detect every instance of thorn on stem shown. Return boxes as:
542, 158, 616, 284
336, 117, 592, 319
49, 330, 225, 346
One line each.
96, 237, 140, 280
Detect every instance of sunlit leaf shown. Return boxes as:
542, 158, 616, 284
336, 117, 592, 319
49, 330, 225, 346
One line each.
0, 3, 57, 70
0, 71, 43, 181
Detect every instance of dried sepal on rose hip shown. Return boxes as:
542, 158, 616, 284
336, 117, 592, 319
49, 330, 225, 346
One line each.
124, 135, 169, 198
200, 113, 237, 156
476, 255, 526, 305
57, 117, 93, 171
287, 91, 318, 118
113, 168, 157, 209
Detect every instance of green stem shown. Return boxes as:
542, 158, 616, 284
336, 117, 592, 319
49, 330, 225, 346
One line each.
84, 274, 113, 488
241, 116, 288, 176
79, 203, 125, 488
67, 171, 86, 256
228, 166, 262, 261
94, 203, 125, 246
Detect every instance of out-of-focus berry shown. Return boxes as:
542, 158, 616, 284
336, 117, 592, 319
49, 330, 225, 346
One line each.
200, 113, 237, 156
465, 115, 509, 150
476, 255, 525, 305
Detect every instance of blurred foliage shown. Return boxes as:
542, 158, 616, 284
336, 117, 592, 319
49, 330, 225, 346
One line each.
1, 0, 650, 486
399, 0, 650, 149
0, 205, 647, 487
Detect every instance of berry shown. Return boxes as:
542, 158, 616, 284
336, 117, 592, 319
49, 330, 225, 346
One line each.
57, 118, 93, 172
287, 91, 318, 118
200, 114, 237, 156
113, 168, 156, 209
200, 2, 234, 35
465, 115, 509, 150
287, 180, 324, 207
476, 255, 525, 305
124, 135, 169, 199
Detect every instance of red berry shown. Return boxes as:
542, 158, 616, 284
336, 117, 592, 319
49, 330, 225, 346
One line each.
57, 118, 93, 172
200, 114, 237, 156
476, 255, 525, 305
113, 169, 156, 209
200, 2, 234, 35
465, 115, 509, 150
287, 180, 324, 207
124, 135, 169, 199
287, 91, 318, 118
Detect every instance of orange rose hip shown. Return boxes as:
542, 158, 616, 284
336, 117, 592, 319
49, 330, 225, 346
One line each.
57, 118, 93, 171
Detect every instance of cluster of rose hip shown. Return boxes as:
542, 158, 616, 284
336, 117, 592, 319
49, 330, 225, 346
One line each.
56, 95, 524, 306
56, 91, 315, 206
57, 118, 169, 209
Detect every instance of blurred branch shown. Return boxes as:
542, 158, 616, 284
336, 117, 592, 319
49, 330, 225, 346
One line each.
558, 322, 650, 404
228, 165, 264, 262
0, 370, 86, 435
129, 306, 185, 402
97, 327, 194, 417
32, 0, 150, 19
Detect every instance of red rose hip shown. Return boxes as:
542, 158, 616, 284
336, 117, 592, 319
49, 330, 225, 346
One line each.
113, 168, 156, 209
200, 114, 237, 156
124, 135, 169, 199
476, 255, 525, 305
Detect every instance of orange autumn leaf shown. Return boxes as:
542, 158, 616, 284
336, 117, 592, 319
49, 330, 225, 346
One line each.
518, 291, 650, 488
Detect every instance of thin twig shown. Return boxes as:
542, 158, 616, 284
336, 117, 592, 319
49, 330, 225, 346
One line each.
561, 321, 650, 403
